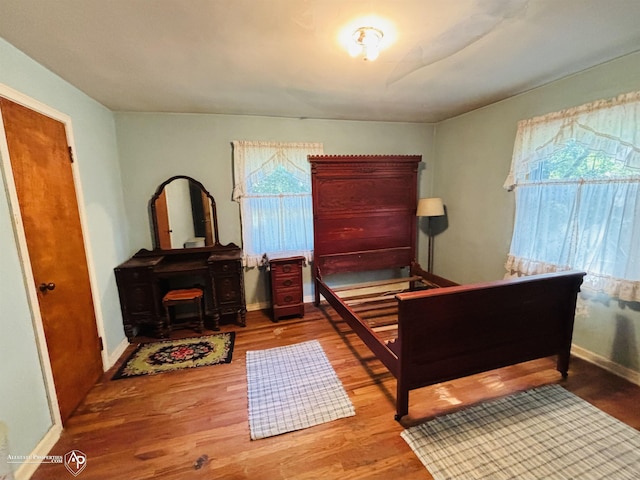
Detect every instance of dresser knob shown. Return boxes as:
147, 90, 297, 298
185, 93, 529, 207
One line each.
284, 295, 293, 302
283, 265, 291, 273
283, 279, 292, 287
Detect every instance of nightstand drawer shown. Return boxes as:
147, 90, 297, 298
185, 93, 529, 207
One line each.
271, 261, 302, 278
274, 287, 302, 306
273, 273, 301, 290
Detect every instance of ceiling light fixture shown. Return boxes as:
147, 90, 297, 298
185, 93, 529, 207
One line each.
349, 26, 384, 61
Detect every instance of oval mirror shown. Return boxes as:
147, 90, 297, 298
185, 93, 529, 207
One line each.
150, 175, 220, 250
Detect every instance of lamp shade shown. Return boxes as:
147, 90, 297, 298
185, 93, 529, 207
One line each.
416, 197, 445, 217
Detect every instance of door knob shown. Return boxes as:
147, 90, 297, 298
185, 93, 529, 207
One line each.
39, 282, 56, 292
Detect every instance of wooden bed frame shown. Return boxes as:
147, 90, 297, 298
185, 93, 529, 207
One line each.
309, 154, 585, 420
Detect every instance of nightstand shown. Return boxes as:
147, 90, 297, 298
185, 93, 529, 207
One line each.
267, 255, 305, 321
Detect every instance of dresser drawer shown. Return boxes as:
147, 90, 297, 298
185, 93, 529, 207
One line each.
214, 275, 241, 304
210, 260, 240, 274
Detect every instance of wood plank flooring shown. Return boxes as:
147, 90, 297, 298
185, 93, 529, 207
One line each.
32, 304, 640, 480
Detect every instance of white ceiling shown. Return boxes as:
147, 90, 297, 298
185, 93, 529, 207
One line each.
1, 0, 639, 123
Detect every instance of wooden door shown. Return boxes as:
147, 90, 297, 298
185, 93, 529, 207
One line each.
0, 97, 103, 423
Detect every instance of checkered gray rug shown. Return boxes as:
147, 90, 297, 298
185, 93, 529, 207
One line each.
402, 384, 640, 479
246, 340, 355, 440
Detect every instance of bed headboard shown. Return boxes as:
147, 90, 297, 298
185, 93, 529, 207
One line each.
309, 154, 422, 278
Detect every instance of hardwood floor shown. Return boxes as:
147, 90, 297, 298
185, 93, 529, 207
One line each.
32, 304, 640, 479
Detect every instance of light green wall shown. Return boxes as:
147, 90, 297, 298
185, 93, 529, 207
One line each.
0, 38, 129, 467
114, 113, 435, 305
432, 51, 640, 374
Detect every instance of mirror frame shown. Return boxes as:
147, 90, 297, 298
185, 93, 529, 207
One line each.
149, 175, 220, 250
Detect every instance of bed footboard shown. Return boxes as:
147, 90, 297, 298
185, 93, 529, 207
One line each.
393, 270, 585, 420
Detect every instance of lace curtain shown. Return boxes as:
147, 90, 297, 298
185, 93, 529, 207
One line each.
504, 91, 640, 301
232, 140, 323, 267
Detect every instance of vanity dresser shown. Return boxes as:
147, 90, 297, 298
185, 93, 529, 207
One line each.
115, 176, 246, 339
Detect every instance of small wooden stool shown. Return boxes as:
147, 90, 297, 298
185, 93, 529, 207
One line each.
162, 288, 204, 337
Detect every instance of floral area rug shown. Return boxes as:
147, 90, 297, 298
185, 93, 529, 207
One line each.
112, 333, 235, 379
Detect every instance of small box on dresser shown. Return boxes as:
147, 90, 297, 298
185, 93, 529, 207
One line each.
267, 255, 305, 321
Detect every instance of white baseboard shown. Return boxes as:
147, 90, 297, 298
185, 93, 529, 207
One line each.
246, 301, 269, 312
572, 344, 640, 386
106, 337, 130, 370
14, 424, 62, 480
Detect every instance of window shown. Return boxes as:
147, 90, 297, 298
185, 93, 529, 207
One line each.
232, 141, 323, 267
504, 91, 640, 301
